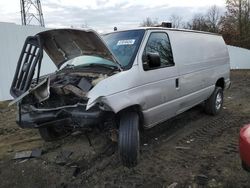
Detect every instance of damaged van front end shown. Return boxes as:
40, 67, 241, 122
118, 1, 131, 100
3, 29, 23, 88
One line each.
13, 72, 110, 129
10, 29, 122, 130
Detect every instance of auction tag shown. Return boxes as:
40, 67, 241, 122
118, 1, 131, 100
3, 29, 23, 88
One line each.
117, 39, 135, 46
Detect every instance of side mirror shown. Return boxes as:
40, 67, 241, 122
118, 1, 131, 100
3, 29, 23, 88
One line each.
147, 52, 161, 68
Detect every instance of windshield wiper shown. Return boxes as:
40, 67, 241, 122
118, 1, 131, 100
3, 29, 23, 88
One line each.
81, 63, 119, 70
110, 56, 123, 71
61, 64, 75, 70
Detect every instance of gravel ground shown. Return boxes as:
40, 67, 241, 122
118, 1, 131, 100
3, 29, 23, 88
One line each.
0, 70, 250, 188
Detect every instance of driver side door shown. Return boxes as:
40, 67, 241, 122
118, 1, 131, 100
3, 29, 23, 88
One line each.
138, 31, 179, 128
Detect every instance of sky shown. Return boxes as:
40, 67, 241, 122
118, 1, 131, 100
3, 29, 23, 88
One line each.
0, 0, 226, 32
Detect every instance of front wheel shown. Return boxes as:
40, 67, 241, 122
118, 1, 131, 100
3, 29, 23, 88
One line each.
204, 87, 223, 115
118, 112, 140, 167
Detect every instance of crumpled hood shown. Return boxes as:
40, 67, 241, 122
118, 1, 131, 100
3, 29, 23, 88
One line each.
37, 29, 120, 69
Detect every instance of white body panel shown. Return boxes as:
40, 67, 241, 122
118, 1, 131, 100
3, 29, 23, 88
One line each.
168, 30, 230, 114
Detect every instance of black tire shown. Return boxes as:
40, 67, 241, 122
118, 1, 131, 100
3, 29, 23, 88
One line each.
118, 112, 140, 167
242, 161, 250, 172
204, 87, 223, 115
38, 126, 68, 142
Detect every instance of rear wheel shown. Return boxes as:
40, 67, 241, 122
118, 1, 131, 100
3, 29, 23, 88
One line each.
204, 87, 223, 115
118, 112, 140, 167
38, 126, 69, 141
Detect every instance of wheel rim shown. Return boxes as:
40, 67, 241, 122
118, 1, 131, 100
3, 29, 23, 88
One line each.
215, 92, 222, 110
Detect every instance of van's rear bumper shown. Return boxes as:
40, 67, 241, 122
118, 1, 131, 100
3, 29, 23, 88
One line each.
17, 105, 103, 128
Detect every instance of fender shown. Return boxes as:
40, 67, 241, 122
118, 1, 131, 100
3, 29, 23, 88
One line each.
86, 65, 144, 113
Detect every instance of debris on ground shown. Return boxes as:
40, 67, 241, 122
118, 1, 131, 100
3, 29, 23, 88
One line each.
196, 174, 209, 185
31, 148, 42, 157
71, 131, 82, 136
14, 151, 32, 159
175, 146, 191, 150
13, 149, 42, 160
167, 182, 178, 188
18, 159, 28, 164
55, 150, 73, 165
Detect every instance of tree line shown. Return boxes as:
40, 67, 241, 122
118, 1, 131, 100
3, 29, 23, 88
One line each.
140, 0, 250, 49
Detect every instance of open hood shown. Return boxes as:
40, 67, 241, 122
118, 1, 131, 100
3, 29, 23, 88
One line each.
37, 29, 122, 69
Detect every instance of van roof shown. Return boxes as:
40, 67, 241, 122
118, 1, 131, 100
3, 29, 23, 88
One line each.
110, 27, 221, 36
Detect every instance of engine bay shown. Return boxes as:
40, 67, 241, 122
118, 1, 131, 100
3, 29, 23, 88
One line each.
21, 70, 111, 110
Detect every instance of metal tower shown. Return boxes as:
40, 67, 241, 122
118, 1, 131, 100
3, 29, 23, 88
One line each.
20, 0, 45, 27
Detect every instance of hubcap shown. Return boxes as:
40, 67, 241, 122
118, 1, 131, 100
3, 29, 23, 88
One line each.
215, 92, 222, 110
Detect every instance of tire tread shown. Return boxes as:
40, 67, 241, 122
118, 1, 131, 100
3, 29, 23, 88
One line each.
119, 112, 140, 167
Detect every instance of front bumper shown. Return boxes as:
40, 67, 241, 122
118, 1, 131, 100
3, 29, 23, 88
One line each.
17, 104, 104, 128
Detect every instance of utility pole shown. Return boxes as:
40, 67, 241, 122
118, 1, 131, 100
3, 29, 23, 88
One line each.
20, 0, 45, 27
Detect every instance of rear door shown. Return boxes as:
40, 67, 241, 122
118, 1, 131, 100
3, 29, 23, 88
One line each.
138, 31, 179, 128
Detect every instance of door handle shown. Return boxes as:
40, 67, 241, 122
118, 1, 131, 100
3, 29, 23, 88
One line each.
175, 78, 179, 88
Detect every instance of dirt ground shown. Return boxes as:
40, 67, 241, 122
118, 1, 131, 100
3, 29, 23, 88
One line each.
0, 70, 250, 188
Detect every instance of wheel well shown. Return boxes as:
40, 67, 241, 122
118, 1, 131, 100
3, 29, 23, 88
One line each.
117, 105, 144, 130
216, 78, 225, 90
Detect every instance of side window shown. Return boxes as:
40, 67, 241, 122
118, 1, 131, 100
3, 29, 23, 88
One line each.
143, 32, 174, 70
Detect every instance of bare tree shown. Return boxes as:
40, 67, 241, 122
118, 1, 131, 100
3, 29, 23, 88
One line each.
185, 14, 209, 31
206, 5, 222, 33
140, 17, 159, 27
184, 5, 222, 33
169, 14, 183, 28
221, 0, 250, 48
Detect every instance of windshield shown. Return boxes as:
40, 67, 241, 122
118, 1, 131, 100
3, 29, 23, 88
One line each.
102, 29, 145, 69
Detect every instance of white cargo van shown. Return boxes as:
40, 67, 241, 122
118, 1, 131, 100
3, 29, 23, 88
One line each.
10, 28, 230, 167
